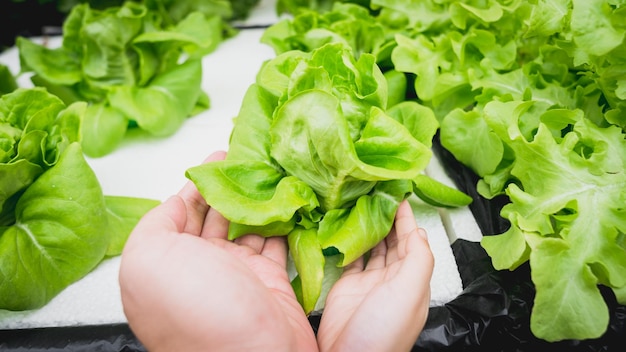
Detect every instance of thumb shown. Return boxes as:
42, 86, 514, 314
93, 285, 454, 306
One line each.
125, 195, 188, 246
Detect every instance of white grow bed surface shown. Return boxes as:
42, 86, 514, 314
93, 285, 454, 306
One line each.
0, 0, 482, 330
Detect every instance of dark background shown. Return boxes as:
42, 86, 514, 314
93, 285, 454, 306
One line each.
1, 0, 68, 51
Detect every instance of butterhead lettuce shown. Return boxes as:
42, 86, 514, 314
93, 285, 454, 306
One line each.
187, 42, 470, 313
0, 88, 158, 310
17, 1, 224, 157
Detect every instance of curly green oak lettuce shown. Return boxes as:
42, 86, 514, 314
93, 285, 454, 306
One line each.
375, 0, 626, 342
480, 101, 626, 341
0, 89, 158, 311
187, 43, 470, 313
276, 0, 371, 16
261, 3, 391, 63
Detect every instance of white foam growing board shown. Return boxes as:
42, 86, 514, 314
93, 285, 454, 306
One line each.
408, 196, 464, 307
0, 10, 464, 329
426, 156, 484, 243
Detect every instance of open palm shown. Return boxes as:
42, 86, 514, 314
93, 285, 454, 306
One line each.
119, 151, 317, 352
316, 201, 434, 352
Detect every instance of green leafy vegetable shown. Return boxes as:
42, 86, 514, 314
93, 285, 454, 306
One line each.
104, 195, 161, 256
276, 0, 371, 16
0, 88, 158, 311
0, 88, 80, 224
228, 0, 263, 20
267, 0, 626, 342
16, 1, 228, 157
1, 142, 108, 310
187, 42, 469, 313
288, 227, 325, 312
480, 103, 626, 341
372, 0, 626, 342
262, 3, 391, 62
0, 64, 17, 96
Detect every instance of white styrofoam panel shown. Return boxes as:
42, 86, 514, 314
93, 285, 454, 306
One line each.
0, 257, 125, 329
408, 196, 463, 307
0, 8, 466, 328
426, 155, 484, 243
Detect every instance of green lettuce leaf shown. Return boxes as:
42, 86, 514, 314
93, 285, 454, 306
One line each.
104, 195, 161, 257
0, 88, 158, 311
371, 0, 450, 33
80, 102, 129, 158
317, 180, 412, 266
0, 143, 107, 310
288, 227, 325, 313
482, 117, 626, 342
187, 161, 319, 239
412, 174, 472, 208
0, 89, 83, 223
0, 64, 17, 96
441, 108, 504, 178
107, 59, 203, 137
262, 3, 389, 61
570, 0, 625, 60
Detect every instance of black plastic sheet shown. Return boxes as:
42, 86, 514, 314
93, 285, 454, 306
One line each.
0, 324, 145, 351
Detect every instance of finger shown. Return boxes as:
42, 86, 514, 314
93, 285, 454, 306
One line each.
395, 232, 434, 343
177, 182, 209, 236
234, 233, 265, 253
204, 150, 227, 163
260, 236, 288, 268
393, 215, 434, 295
364, 237, 387, 271
342, 255, 365, 275
125, 196, 186, 248
398, 230, 434, 290
384, 223, 400, 265
200, 207, 230, 240
177, 151, 227, 235
405, 230, 433, 269
387, 200, 419, 263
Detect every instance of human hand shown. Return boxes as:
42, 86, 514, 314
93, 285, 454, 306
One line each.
316, 200, 434, 352
119, 151, 318, 352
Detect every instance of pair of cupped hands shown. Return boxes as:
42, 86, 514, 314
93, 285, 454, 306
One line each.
119, 151, 434, 352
